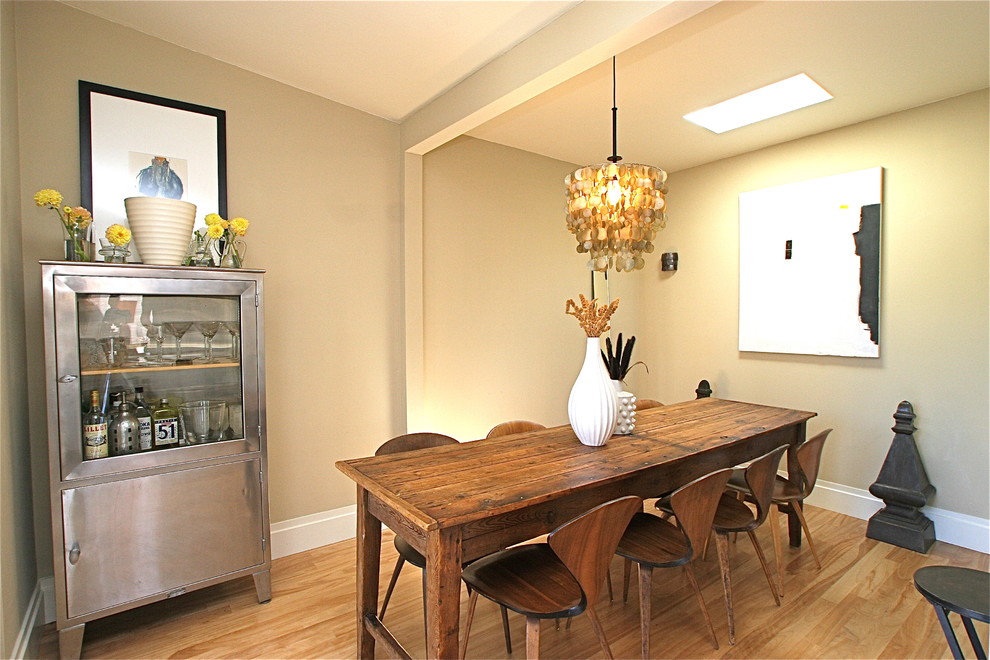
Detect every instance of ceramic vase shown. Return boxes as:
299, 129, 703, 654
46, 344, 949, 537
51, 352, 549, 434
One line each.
124, 197, 197, 266
567, 337, 619, 446
612, 380, 637, 435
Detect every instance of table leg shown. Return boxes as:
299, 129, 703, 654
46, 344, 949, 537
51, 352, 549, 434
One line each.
425, 526, 463, 659
787, 423, 807, 548
356, 485, 382, 659
932, 604, 966, 660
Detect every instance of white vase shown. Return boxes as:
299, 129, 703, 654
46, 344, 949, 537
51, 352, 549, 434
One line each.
612, 380, 637, 435
567, 337, 619, 446
124, 197, 197, 266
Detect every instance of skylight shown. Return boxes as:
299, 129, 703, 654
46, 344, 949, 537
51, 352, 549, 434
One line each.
683, 73, 833, 134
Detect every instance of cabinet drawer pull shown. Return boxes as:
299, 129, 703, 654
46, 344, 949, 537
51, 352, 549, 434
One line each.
68, 543, 81, 565
58, 375, 78, 383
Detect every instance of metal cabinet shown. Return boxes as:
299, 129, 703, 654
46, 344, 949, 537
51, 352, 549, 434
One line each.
41, 262, 271, 659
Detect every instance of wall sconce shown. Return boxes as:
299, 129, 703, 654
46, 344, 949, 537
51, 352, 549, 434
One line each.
661, 252, 678, 271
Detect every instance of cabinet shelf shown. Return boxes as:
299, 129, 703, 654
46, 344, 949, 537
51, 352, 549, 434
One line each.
80, 361, 240, 376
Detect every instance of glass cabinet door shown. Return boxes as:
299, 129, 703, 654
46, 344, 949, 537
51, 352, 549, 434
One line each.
51, 273, 262, 480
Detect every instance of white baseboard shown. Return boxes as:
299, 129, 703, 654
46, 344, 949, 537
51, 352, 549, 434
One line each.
807, 479, 990, 554
270, 504, 357, 559
11, 577, 50, 659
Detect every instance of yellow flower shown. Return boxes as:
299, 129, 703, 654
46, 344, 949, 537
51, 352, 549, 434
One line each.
204, 213, 224, 226
228, 217, 249, 236
34, 189, 63, 208
105, 224, 131, 246
206, 223, 225, 239
67, 206, 93, 228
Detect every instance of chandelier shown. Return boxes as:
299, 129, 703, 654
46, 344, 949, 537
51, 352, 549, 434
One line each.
564, 57, 668, 272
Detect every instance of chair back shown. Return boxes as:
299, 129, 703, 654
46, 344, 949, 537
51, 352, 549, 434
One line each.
796, 429, 832, 497
635, 399, 664, 411
375, 432, 458, 456
485, 420, 545, 438
548, 495, 642, 606
743, 445, 789, 525
669, 468, 733, 557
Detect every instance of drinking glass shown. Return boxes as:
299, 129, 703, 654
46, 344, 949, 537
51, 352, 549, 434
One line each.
196, 321, 223, 362
163, 321, 193, 360
224, 321, 241, 361
142, 323, 165, 362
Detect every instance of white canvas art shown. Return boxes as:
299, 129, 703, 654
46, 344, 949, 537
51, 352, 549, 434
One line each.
738, 167, 882, 358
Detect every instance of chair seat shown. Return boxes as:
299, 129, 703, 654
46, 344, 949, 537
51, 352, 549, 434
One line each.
615, 512, 691, 568
461, 543, 585, 619
727, 469, 804, 502
711, 492, 758, 532
394, 535, 426, 569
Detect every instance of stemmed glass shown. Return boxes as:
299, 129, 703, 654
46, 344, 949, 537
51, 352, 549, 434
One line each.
196, 321, 223, 363
163, 321, 193, 360
223, 321, 241, 361
142, 322, 165, 363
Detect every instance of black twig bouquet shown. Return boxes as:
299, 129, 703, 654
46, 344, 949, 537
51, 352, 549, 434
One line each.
601, 333, 648, 381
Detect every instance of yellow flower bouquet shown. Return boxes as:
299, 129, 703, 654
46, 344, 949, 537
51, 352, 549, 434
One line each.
204, 213, 249, 267
34, 189, 93, 261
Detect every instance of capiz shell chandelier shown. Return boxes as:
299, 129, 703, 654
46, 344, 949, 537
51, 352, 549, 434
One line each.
565, 58, 668, 272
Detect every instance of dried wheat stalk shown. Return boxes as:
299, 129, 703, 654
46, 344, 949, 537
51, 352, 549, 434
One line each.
565, 294, 620, 337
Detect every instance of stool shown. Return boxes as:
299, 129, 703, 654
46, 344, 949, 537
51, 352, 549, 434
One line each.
914, 565, 989, 659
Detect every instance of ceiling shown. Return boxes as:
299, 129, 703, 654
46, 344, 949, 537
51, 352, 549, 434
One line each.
65, 1, 989, 173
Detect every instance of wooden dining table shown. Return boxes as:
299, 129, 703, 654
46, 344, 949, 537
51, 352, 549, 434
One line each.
336, 397, 816, 659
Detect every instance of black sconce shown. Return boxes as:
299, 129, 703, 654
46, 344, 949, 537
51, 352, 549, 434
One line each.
661, 252, 678, 271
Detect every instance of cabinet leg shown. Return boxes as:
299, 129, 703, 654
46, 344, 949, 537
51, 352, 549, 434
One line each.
253, 569, 272, 603
58, 623, 85, 660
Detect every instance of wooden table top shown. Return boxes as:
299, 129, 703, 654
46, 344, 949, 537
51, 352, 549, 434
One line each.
336, 398, 815, 533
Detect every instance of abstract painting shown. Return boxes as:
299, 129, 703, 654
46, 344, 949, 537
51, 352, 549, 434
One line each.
738, 167, 883, 358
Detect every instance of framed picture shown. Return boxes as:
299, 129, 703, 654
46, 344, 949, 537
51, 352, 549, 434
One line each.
79, 81, 226, 262
738, 167, 883, 358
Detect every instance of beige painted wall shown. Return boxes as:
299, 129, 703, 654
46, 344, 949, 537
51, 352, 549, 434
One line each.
638, 90, 989, 519
1, 1, 37, 654
420, 136, 647, 441
13, 1, 405, 582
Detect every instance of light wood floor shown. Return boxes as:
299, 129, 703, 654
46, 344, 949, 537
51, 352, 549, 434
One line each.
40, 505, 988, 659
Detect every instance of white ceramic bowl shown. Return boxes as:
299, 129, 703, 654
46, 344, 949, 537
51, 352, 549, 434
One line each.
124, 197, 197, 265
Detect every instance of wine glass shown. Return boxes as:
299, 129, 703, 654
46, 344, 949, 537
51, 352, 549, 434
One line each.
196, 321, 223, 363
223, 321, 240, 361
142, 322, 165, 362
163, 321, 193, 360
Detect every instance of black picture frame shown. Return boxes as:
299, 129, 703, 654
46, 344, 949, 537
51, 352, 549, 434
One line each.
79, 80, 227, 249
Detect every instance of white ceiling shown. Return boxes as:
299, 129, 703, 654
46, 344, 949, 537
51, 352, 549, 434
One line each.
65, 0, 989, 173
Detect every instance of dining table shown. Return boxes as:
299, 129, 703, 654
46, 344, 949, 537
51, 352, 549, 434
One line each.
336, 397, 817, 659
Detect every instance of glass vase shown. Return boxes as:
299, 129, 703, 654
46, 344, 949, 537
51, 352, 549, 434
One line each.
63, 226, 91, 262
217, 237, 246, 268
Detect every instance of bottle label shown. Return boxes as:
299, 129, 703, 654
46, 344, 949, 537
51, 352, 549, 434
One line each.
138, 417, 153, 451
154, 417, 179, 447
83, 423, 109, 459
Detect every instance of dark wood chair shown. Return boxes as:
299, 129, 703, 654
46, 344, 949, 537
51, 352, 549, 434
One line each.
727, 429, 832, 597
658, 444, 787, 644
634, 399, 664, 411
459, 495, 643, 659
486, 420, 546, 438
375, 432, 512, 653
616, 468, 733, 658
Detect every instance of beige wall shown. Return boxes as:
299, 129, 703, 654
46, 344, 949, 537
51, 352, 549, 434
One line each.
638, 90, 989, 519
420, 136, 646, 441
13, 0, 404, 586
2, 1, 37, 655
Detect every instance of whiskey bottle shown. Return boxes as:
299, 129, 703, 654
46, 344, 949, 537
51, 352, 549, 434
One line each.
152, 398, 180, 449
133, 387, 154, 451
81, 389, 109, 460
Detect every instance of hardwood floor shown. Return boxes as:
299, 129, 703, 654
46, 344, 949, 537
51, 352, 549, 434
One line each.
39, 505, 988, 659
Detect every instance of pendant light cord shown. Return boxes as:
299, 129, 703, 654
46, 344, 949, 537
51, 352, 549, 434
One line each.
608, 56, 621, 164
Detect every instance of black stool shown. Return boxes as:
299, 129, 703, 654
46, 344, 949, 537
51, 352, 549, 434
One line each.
914, 565, 989, 659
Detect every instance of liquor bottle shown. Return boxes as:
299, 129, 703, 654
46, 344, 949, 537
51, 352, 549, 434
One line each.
133, 387, 154, 451
152, 398, 180, 449
108, 395, 140, 456
81, 389, 109, 460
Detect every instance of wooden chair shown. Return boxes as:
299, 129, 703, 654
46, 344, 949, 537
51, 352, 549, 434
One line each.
658, 444, 788, 644
375, 432, 513, 653
635, 399, 664, 411
486, 420, 545, 438
727, 429, 832, 597
616, 468, 733, 659
459, 495, 643, 660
